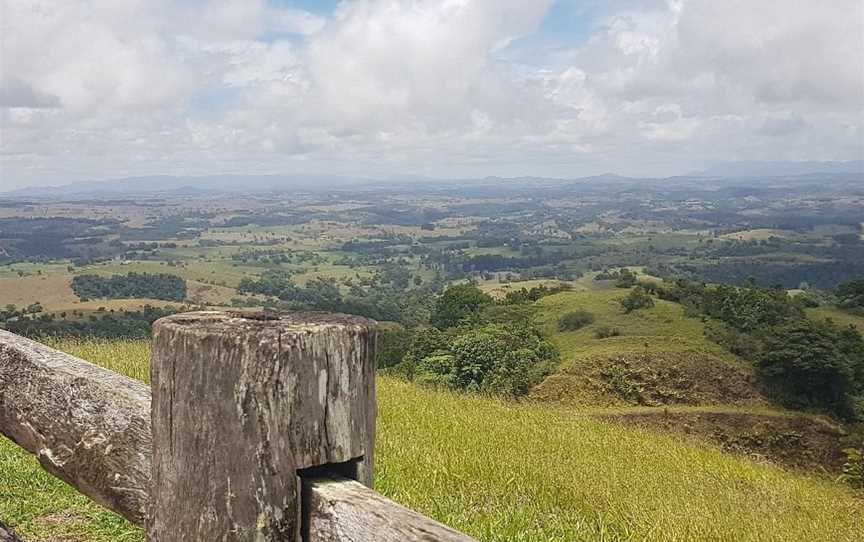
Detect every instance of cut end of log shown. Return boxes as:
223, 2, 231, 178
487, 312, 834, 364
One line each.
154, 310, 376, 336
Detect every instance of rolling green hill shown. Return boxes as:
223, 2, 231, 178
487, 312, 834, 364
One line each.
1, 339, 861, 541
530, 289, 765, 407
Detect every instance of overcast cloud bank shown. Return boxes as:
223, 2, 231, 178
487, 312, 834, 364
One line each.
1, 0, 862, 189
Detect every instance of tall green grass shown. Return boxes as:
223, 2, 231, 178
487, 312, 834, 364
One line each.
533, 290, 737, 361
1, 339, 861, 541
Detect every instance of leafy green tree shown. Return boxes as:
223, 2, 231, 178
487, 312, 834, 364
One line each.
757, 319, 863, 418
430, 283, 493, 329
406, 327, 449, 363
557, 310, 594, 331
448, 324, 557, 397
837, 279, 864, 309
615, 268, 638, 288
703, 285, 800, 331
376, 326, 413, 369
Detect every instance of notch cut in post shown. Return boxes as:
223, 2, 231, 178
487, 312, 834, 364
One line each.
148, 310, 377, 542
298, 458, 362, 542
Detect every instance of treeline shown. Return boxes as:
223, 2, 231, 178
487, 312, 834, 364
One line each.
650, 279, 864, 419
0, 217, 122, 264
237, 269, 437, 326
1, 305, 177, 339
71, 272, 187, 302
649, 261, 864, 289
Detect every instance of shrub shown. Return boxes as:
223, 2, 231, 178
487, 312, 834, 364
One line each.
557, 310, 595, 331
838, 447, 863, 489
615, 269, 638, 288
594, 326, 622, 339
620, 286, 654, 313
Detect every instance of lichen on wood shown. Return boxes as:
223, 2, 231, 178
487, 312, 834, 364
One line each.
0, 329, 151, 524
148, 310, 377, 542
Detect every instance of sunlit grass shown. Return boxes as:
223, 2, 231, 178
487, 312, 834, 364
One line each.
534, 289, 736, 361
807, 307, 864, 332
1, 339, 861, 541
42, 336, 152, 383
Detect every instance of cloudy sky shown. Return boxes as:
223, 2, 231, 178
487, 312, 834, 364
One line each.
1, 0, 862, 189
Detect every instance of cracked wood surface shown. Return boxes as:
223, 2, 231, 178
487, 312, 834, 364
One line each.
1, 317, 478, 541
0, 329, 152, 525
305, 476, 479, 542
149, 311, 377, 542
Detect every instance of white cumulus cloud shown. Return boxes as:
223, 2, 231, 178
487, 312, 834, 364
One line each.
0, 0, 861, 188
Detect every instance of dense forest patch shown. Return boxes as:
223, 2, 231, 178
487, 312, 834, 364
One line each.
71, 272, 187, 302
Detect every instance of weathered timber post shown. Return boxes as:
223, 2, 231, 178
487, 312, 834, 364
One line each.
0, 330, 152, 524
148, 311, 376, 542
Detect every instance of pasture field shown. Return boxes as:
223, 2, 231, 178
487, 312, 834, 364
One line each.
1, 339, 861, 542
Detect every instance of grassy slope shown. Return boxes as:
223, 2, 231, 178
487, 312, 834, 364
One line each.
807, 307, 864, 332
533, 289, 733, 360
1, 340, 862, 541
529, 289, 764, 407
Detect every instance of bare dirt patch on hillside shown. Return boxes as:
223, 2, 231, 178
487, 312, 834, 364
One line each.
531, 351, 766, 408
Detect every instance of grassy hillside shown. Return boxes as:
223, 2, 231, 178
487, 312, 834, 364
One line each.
1, 339, 862, 541
530, 289, 764, 407
807, 307, 864, 332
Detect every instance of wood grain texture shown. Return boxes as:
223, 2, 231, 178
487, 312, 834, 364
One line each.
305, 477, 479, 542
149, 311, 377, 542
0, 329, 151, 525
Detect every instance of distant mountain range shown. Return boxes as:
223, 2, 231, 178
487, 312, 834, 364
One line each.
2, 161, 862, 197
693, 160, 864, 177
1, 174, 376, 198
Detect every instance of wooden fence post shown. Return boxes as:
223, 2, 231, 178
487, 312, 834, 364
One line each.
148, 311, 376, 542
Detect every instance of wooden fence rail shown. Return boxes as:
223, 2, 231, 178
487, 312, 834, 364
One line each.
0, 311, 478, 542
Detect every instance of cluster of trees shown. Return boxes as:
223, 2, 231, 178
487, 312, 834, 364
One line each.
2, 305, 177, 339
503, 283, 571, 304
237, 269, 436, 325
654, 279, 864, 419
0, 217, 125, 264
231, 249, 323, 266
620, 286, 654, 313
71, 273, 187, 302
837, 279, 864, 312
650, 260, 864, 290
594, 268, 638, 288
380, 283, 559, 398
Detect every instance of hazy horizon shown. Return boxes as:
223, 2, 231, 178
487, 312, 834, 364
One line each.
2, 0, 863, 190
